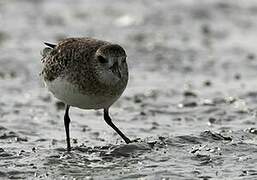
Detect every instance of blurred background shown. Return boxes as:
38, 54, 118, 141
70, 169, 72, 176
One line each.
1, 0, 257, 179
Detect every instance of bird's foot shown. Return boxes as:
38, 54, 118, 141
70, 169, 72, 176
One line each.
128, 138, 141, 143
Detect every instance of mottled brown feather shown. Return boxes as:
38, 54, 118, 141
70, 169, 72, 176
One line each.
41, 37, 128, 97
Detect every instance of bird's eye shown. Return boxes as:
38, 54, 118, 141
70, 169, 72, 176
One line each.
98, 55, 108, 63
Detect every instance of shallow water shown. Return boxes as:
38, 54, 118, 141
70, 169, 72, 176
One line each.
1, 0, 257, 179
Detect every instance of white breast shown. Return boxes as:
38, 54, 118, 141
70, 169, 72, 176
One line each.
44, 77, 119, 109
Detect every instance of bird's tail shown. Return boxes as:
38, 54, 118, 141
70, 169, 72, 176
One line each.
40, 42, 56, 58
44, 42, 56, 49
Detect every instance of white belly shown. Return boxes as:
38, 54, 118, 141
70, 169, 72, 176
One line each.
44, 77, 119, 109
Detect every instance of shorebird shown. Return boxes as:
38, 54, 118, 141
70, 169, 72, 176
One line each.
41, 37, 131, 151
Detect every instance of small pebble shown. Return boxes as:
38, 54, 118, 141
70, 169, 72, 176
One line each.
73, 139, 78, 144
140, 111, 146, 116
134, 95, 142, 103
203, 80, 212, 87
234, 73, 241, 80
247, 53, 255, 60
183, 91, 197, 97
201, 24, 211, 35
183, 102, 198, 107
209, 117, 216, 124
55, 101, 65, 110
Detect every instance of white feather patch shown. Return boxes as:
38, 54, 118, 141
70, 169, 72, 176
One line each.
45, 77, 119, 109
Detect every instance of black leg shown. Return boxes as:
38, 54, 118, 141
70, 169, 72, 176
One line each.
64, 105, 71, 151
103, 108, 131, 144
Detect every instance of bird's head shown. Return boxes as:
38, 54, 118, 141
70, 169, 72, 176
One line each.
94, 44, 128, 86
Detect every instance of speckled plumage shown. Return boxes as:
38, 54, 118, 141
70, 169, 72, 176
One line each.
41, 37, 128, 109
40, 37, 131, 149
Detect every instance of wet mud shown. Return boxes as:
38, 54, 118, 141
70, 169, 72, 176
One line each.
1, 0, 257, 179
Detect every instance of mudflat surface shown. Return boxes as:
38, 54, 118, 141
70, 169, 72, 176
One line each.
1, 0, 257, 179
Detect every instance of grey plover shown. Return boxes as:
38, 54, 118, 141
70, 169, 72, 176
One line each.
41, 37, 131, 151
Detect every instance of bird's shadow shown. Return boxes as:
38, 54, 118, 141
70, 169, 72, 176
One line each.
74, 139, 154, 158
52, 137, 164, 159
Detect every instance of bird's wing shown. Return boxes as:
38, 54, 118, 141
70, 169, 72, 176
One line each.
41, 37, 109, 81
